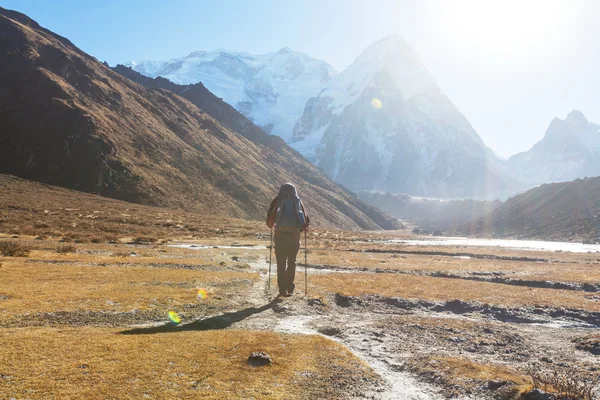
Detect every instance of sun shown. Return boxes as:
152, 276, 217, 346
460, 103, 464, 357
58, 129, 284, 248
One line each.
437, 0, 569, 60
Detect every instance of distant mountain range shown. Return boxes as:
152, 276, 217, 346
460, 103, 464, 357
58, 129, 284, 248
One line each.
126, 39, 600, 201
128, 35, 520, 200
359, 192, 502, 232
507, 110, 600, 185
0, 7, 399, 230
3, 5, 599, 241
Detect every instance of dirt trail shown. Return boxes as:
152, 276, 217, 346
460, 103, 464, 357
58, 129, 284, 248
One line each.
241, 261, 446, 400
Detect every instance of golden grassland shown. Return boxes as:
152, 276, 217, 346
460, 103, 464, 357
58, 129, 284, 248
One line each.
310, 272, 600, 311
307, 247, 600, 284
0, 259, 257, 325
0, 328, 376, 399
3, 177, 600, 398
0, 240, 378, 399
405, 356, 531, 397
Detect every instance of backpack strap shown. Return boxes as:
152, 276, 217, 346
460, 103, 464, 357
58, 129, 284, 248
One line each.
266, 197, 278, 228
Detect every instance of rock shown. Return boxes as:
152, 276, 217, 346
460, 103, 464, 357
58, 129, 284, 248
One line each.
487, 380, 508, 390
522, 388, 556, 400
248, 351, 271, 367
432, 230, 443, 237
540, 356, 553, 363
273, 303, 290, 313
307, 297, 325, 307
231, 256, 240, 261
318, 327, 342, 337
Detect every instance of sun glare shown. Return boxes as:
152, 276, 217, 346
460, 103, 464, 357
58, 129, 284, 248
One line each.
371, 98, 383, 109
438, 0, 570, 60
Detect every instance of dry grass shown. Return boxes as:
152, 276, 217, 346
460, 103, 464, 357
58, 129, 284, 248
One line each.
530, 367, 598, 400
0, 176, 263, 244
307, 247, 600, 285
0, 241, 31, 257
0, 238, 379, 398
56, 244, 77, 254
405, 356, 530, 397
310, 272, 600, 311
0, 328, 376, 399
0, 258, 258, 325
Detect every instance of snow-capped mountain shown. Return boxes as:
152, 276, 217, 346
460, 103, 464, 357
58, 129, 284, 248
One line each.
508, 111, 600, 184
125, 48, 336, 140
291, 34, 513, 199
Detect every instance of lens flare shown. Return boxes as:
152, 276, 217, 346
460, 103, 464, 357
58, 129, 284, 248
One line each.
197, 288, 208, 300
168, 311, 181, 324
371, 98, 382, 109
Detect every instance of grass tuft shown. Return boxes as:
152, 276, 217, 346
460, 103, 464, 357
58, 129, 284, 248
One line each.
0, 241, 31, 257
56, 244, 77, 254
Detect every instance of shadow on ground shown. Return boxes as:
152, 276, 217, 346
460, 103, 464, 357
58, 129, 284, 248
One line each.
119, 299, 279, 335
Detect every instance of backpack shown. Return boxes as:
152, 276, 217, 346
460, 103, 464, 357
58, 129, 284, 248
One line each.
275, 184, 306, 231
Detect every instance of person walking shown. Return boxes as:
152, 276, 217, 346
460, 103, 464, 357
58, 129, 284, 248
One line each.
266, 183, 310, 297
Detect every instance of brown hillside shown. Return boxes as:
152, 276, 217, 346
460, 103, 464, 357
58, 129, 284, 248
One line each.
460, 176, 600, 241
0, 8, 399, 230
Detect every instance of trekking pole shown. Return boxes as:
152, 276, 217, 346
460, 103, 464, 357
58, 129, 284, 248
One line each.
304, 230, 308, 296
268, 228, 273, 292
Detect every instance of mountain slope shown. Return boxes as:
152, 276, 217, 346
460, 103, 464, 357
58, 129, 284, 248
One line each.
460, 177, 600, 241
508, 111, 600, 185
359, 192, 502, 231
125, 49, 336, 140
291, 34, 514, 199
0, 7, 399, 230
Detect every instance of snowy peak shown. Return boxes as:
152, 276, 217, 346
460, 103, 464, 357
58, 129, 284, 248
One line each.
320, 34, 437, 110
544, 110, 598, 142
565, 109, 589, 127
357, 34, 423, 69
290, 35, 513, 199
354, 34, 436, 98
124, 48, 336, 140
508, 111, 600, 184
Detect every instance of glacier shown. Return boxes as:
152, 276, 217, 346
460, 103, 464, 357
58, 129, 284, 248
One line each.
125, 48, 336, 141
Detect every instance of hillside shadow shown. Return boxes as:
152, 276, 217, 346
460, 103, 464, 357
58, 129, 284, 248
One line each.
119, 299, 279, 335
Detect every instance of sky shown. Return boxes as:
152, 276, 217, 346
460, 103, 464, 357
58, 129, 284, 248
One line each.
3, 0, 599, 158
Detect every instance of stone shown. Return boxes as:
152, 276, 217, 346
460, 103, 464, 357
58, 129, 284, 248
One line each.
248, 351, 271, 367
487, 380, 508, 390
522, 388, 556, 400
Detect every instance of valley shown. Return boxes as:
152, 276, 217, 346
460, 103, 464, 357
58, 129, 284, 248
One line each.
1, 177, 600, 399
2, 4, 600, 400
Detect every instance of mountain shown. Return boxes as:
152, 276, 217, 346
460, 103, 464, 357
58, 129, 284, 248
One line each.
459, 176, 600, 242
359, 192, 502, 232
290, 34, 513, 199
508, 111, 600, 185
124, 49, 336, 141
0, 7, 400, 230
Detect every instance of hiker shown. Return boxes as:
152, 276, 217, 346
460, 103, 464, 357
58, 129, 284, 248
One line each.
266, 183, 310, 297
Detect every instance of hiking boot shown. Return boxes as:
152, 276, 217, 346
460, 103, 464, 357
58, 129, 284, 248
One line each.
278, 291, 287, 297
